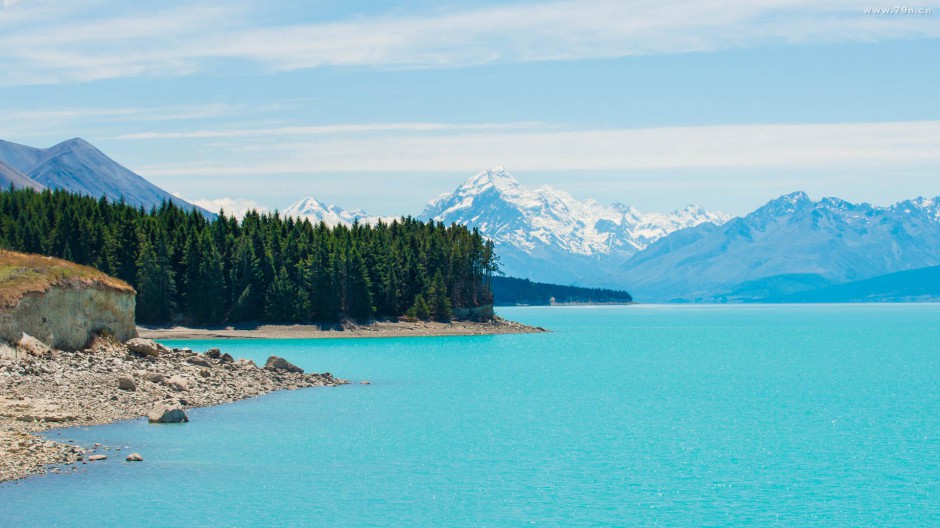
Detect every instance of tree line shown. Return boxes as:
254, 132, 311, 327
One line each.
0, 188, 497, 324
490, 276, 632, 306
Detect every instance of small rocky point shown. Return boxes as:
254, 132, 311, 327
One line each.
0, 336, 347, 482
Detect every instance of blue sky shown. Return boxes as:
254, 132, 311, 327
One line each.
0, 0, 938, 216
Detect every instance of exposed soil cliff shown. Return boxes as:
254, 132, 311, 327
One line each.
0, 251, 136, 350
0, 285, 136, 350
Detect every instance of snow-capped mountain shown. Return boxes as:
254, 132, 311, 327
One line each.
282, 196, 394, 227
418, 167, 731, 284
612, 191, 940, 302
0, 138, 211, 216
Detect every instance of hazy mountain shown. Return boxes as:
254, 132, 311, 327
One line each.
418, 167, 731, 285
613, 192, 940, 302
0, 138, 211, 216
282, 196, 396, 227
771, 264, 940, 303
0, 159, 44, 191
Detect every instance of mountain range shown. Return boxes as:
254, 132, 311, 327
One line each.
0, 138, 210, 216
614, 192, 940, 301
282, 196, 394, 227
283, 169, 940, 303
285, 167, 731, 285
3, 137, 937, 303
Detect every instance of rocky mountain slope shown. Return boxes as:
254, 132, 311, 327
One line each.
0, 159, 44, 191
0, 138, 211, 216
612, 192, 940, 302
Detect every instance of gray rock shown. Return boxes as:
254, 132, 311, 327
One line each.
88, 454, 107, 461
125, 452, 143, 462
219, 353, 234, 364
144, 372, 164, 383
205, 348, 221, 359
235, 358, 255, 368
264, 356, 303, 374
166, 375, 189, 391
147, 403, 189, 423
126, 338, 161, 358
117, 377, 136, 391
187, 357, 210, 367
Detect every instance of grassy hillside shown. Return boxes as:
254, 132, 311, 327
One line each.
0, 250, 133, 309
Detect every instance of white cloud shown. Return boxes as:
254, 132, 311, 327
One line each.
0, 0, 937, 84
137, 120, 940, 176
0, 103, 263, 139
112, 122, 546, 140
186, 196, 268, 219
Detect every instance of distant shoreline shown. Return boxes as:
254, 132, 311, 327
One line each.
138, 317, 547, 340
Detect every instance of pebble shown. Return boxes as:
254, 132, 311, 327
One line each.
0, 337, 347, 483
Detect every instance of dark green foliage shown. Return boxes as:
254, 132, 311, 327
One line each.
407, 294, 431, 321
135, 234, 176, 324
0, 187, 497, 324
491, 276, 632, 306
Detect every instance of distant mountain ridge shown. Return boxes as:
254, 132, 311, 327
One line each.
768, 264, 940, 303
0, 138, 211, 216
614, 192, 940, 302
282, 196, 395, 227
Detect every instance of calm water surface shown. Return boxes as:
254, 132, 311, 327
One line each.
2, 305, 939, 526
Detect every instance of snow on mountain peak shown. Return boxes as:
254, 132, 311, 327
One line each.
420, 167, 731, 257
283, 196, 395, 227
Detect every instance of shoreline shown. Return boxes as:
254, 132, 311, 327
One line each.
0, 338, 346, 483
138, 317, 547, 340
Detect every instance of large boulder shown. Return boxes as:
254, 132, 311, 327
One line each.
117, 377, 136, 391
147, 403, 189, 424
127, 338, 161, 358
17, 334, 52, 358
264, 356, 303, 374
186, 356, 210, 367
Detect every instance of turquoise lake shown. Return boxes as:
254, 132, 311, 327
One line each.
2, 305, 939, 526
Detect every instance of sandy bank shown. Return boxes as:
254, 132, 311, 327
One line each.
0, 338, 346, 483
138, 317, 547, 340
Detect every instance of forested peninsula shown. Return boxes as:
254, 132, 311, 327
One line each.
0, 188, 498, 325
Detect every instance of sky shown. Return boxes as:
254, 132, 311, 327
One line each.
0, 0, 938, 217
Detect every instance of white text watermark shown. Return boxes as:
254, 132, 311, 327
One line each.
863, 6, 933, 13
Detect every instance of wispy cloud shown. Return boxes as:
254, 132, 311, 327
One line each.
0, 103, 283, 139
113, 122, 546, 140
1, 0, 937, 84
136, 120, 940, 176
